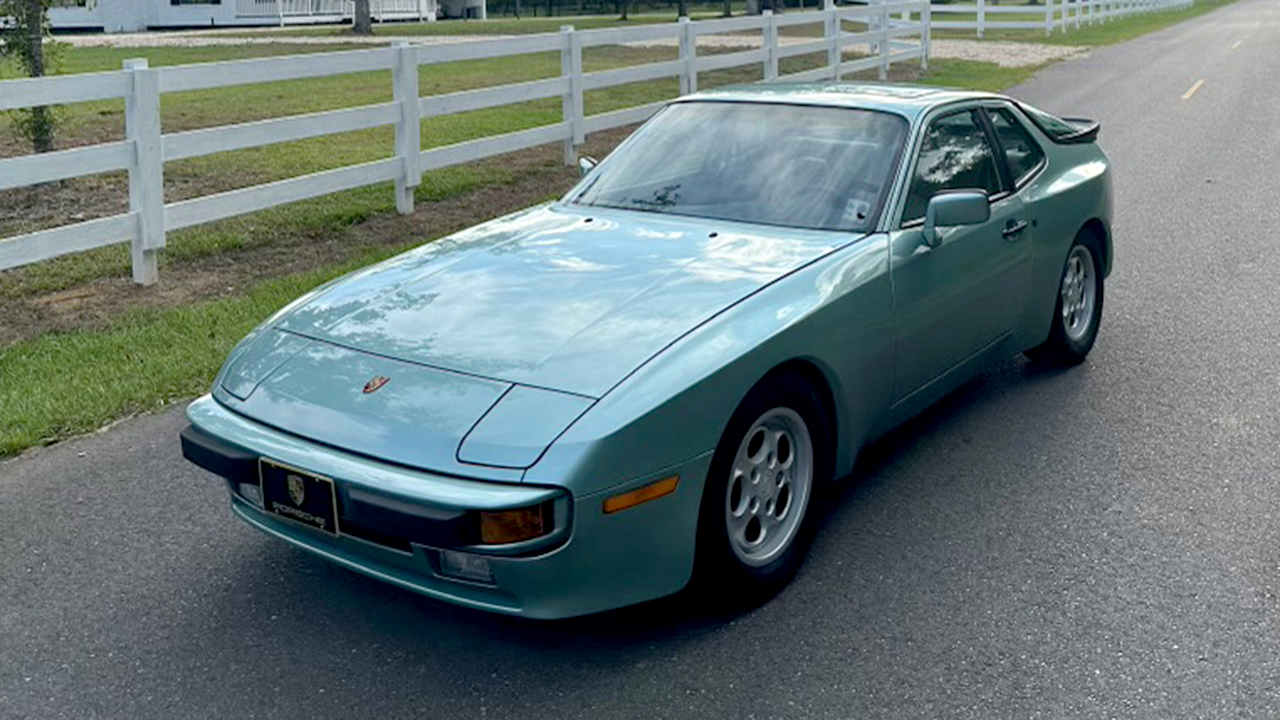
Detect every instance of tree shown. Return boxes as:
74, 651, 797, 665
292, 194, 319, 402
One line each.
353, 0, 373, 34
677, 0, 687, 17
0, 0, 58, 153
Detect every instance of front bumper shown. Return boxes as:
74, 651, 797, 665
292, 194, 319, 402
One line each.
183, 394, 712, 619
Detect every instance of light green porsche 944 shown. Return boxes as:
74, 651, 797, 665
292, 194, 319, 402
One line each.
181, 83, 1112, 619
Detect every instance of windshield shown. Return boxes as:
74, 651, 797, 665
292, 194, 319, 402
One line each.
567, 101, 908, 233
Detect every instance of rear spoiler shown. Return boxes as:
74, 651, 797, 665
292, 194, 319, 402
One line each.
1056, 117, 1101, 144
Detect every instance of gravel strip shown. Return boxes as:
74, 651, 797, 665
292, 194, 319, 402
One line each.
927, 38, 1089, 67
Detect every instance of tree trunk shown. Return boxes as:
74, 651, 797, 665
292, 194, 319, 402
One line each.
677, 0, 687, 16
25, 0, 53, 153
618, 0, 627, 19
722, 0, 731, 16
353, 0, 373, 34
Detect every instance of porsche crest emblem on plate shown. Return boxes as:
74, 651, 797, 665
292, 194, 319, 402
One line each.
286, 474, 306, 506
363, 375, 390, 394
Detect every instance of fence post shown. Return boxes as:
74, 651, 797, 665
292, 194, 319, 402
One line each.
921, 0, 930, 72
678, 17, 698, 94
123, 58, 162, 286
392, 40, 421, 214
878, 1, 889, 81
560, 25, 584, 164
824, 0, 839, 81
1044, 0, 1052, 36
1060, 0, 1067, 33
1075, 0, 1081, 28
977, 0, 984, 38
763, 10, 779, 82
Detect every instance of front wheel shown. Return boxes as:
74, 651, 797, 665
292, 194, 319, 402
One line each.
693, 373, 832, 605
1027, 231, 1105, 366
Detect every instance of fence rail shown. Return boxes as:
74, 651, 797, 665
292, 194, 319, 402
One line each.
929, 0, 1192, 36
0, 2, 928, 284
236, 0, 427, 19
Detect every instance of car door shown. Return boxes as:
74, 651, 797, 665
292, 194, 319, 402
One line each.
889, 106, 1034, 402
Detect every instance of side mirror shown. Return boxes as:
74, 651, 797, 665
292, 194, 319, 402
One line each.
922, 190, 990, 248
578, 156, 598, 177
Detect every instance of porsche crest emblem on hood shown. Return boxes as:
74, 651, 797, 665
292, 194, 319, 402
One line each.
363, 376, 390, 394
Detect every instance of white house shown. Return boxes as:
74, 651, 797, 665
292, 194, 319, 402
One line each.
49, 0, 486, 33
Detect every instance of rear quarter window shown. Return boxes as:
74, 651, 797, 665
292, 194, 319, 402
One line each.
989, 109, 1045, 187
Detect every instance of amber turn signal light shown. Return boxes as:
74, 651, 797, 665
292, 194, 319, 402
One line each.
603, 476, 679, 514
480, 505, 548, 544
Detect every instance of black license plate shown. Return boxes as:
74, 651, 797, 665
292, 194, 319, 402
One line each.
258, 459, 340, 536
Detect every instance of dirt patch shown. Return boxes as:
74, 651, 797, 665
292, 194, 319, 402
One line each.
0, 128, 632, 346
0, 176, 130, 238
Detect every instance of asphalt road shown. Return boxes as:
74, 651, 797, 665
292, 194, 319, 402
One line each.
4, 3, 1280, 716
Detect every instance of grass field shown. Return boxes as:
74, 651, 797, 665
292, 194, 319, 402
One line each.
232, 12, 720, 37
930, 0, 1232, 43
0, 0, 1226, 456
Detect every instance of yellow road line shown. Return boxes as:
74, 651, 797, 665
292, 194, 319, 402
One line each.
1230, 40, 1242, 50
1182, 79, 1205, 100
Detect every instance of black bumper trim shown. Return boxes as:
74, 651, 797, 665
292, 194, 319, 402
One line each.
179, 422, 478, 550
181, 422, 256, 480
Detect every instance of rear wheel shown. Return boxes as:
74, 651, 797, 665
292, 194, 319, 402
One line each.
1027, 230, 1105, 366
693, 373, 832, 605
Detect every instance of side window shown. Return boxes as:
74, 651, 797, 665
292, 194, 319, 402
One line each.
989, 108, 1046, 187
902, 110, 1002, 224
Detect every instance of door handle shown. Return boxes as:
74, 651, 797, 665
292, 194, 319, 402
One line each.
1002, 219, 1029, 240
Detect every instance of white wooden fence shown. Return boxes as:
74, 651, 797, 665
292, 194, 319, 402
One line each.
236, 0, 432, 22
930, 0, 1192, 37
0, 3, 927, 284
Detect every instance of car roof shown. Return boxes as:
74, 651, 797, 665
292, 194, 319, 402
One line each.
677, 82, 1003, 121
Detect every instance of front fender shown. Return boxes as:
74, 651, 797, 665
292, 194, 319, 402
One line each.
526, 233, 895, 497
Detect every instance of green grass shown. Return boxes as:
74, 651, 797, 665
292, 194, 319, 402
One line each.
239, 13, 706, 37
0, 0, 1211, 456
220, 7, 746, 37
931, 0, 1234, 44
0, 258, 363, 455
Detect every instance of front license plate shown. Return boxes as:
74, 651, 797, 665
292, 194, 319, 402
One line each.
258, 459, 340, 536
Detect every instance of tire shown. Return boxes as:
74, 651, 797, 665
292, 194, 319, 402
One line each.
692, 372, 833, 606
1026, 229, 1105, 366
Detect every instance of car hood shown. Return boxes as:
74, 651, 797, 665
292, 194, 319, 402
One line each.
273, 204, 854, 398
